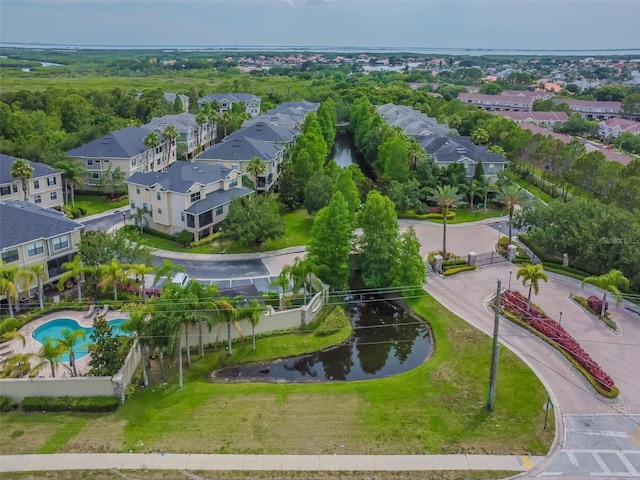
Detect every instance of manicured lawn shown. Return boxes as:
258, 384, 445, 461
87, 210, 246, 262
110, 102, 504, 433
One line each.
72, 194, 129, 216
0, 293, 554, 456
509, 175, 554, 204
420, 206, 506, 225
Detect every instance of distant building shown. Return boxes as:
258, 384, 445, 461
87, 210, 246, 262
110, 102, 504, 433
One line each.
377, 104, 457, 136
598, 118, 640, 139
457, 93, 533, 112
0, 154, 63, 209
551, 99, 621, 121
163, 93, 190, 112
66, 126, 177, 187
198, 93, 261, 118
490, 111, 569, 129
143, 113, 216, 160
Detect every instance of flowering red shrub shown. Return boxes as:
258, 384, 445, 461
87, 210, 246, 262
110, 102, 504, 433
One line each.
587, 295, 608, 315
501, 291, 615, 391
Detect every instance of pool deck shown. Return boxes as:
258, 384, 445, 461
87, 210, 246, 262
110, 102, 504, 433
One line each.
11, 307, 128, 378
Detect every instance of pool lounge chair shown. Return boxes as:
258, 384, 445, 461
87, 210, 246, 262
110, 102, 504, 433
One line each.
97, 304, 109, 317
84, 304, 96, 318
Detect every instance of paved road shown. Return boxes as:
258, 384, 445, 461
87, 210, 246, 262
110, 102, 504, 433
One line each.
81, 207, 129, 232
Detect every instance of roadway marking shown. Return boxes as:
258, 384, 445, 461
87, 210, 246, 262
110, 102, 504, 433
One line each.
616, 452, 640, 477
566, 451, 579, 468
568, 429, 631, 438
628, 425, 640, 447
520, 455, 533, 470
591, 452, 611, 475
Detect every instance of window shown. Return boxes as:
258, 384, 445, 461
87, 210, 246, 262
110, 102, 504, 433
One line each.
143, 202, 147, 210
231, 163, 239, 170
34, 195, 42, 204
28, 241, 44, 257
87, 159, 93, 166
181, 212, 185, 222
216, 205, 224, 216
229, 178, 238, 187
50, 192, 58, 201
131, 202, 135, 209
0, 186, 10, 196
52, 235, 70, 252
12, 184, 17, 193
157, 207, 162, 214
1, 248, 19, 263
136, 187, 140, 194
190, 192, 201, 202
34, 180, 40, 189
489, 164, 495, 172
47, 176, 57, 186
157, 192, 161, 201
91, 173, 100, 181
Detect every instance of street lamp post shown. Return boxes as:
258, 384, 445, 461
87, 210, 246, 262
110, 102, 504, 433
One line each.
219, 227, 223, 254
498, 225, 502, 255
559, 310, 563, 327
122, 213, 126, 229
509, 270, 512, 291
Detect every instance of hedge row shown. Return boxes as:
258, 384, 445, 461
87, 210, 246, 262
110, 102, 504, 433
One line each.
443, 265, 477, 277
400, 210, 456, 221
21, 396, 120, 412
0, 396, 13, 412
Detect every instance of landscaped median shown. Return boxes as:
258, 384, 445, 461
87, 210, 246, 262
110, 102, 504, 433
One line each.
499, 290, 619, 398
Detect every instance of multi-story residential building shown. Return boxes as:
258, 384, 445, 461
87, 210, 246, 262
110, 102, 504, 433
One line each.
551, 99, 621, 120
416, 135, 508, 180
457, 93, 533, 112
125, 161, 252, 241
501, 90, 554, 100
0, 200, 83, 300
198, 93, 261, 118
143, 113, 216, 160
163, 93, 190, 112
66, 126, 176, 187
377, 104, 457, 136
195, 134, 285, 191
244, 100, 319, 130
598, 118, 640, 139
490, 111, 569, 128
0, 154, 63, 209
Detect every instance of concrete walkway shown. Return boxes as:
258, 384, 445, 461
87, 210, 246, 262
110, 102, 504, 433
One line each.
0, 453, 543, 473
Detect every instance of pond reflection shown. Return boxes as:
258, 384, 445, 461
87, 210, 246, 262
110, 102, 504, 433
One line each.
211, 297, 432, 383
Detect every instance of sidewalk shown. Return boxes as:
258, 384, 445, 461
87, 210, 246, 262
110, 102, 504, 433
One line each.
0, 453, 543, 473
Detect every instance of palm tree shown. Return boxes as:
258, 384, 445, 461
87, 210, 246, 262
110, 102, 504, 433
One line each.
10, 159, 34, 201
477, 175, 494, 211
98, 258, 130, 301
122, 302, 150, 386
153, 259, 185, 287
427, 185, 464, 260
54, 159, 87, 206
582, 269, 630, 317
0, 329, 26, 347
246, 157, 266, 189
144, 131, 161, 152
214, 298, 235, 355
496, 185, 528, 246
0, 261, 21, 318
129, 264, 154, 304
460, 179, 483, 211
406, 137, 427, 171
99, 164, 125, 200
37, 338, 65, 378
516, 264, 549, 313
58, 255, 89, 303
58, 328, 87, 377
0, 353, 34, 378
195, 112, 207, 152
236, 298, 263, 351
162, 124, 179, 164
24, 264, 47, 310
130, 206, 151, 233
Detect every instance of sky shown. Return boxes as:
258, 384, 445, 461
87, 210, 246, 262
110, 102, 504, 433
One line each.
1, 0, 639, 52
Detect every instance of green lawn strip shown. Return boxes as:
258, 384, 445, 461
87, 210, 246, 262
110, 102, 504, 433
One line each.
0, 471, 522, 480
224, 209, 315, 254
508, 175, 553, 204
412, 207, 505, 225
0, 413, 88, 454
72, 195, 129, 216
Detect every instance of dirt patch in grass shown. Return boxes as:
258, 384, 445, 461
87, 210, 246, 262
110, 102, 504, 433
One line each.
59, 415, 126, 453
141, 393, 363, 455
0, 414, 83, 454
0, 471, 520, 480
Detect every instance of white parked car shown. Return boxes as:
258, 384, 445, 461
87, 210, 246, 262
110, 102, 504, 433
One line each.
171, 272, 190, 287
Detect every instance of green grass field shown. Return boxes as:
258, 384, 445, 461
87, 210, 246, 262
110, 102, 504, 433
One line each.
72, 194, 129, 216
0, 294, 554, 457
421, 206, 506, 225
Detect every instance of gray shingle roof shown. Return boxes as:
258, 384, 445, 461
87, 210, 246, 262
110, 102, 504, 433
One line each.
126, 161, 234, 194
0, 201, 83, 250
198, 92, 260, 107
184, 188, 253, 214
416, 135, 507, 165
196, 137, 283, 162
66, 126, 157, 159
377, 104, 457, 136
226, 121, 295, 144
0, 154, 58, 184
143, 113, 198, 134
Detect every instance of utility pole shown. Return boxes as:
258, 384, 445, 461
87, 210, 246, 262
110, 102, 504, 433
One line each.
487, 279, 501, 411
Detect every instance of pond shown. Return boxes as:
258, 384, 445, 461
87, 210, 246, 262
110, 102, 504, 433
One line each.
211, 296, 432, 383
331, 131, 376, 179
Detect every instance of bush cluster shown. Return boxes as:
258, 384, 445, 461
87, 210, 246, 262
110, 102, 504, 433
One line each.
0, 396, 14, 412
189, 232, 221, 248
401, 210, 456, 221
501, 290, 616, 393
314, 306, 350, 336
443, 265, 477, 276
64, 205, 88, 219
587, 295, 608, 315
21, 396, 120, 412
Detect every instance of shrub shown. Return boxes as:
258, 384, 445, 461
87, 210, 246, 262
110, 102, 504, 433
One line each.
0, 318, 20, 336
401, 210, 456, 221
189, 232, 221, 248
314, 306, 350, 336
145, 228, 178, 242
587, 295, 608, 315
176, 229, 194, 247
443, 265, 477, 276
0, 396, 14, 412
21, 396, 119, 412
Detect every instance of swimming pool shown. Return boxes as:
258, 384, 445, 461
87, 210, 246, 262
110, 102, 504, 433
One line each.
32, 318, 130, 362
